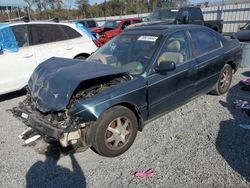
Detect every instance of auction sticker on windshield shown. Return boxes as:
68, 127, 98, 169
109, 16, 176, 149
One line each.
138, 36, 158, 42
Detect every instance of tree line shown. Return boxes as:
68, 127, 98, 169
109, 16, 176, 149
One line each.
0, 0, 188, 22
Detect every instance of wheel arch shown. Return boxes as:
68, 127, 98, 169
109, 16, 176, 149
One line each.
226, 60, 237, 73
111, 102, 144, 131
84, 102, 144, 147
91, 102, 144, 132
74, 53, 90, 59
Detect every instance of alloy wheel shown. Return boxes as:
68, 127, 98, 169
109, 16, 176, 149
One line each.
104, 117, 132, 151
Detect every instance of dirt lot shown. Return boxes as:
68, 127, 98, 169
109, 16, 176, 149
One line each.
0, 68, 250, 188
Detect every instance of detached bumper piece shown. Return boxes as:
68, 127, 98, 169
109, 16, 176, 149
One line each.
19, 128, 41, 145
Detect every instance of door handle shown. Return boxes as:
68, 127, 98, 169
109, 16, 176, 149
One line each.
197, 64, 207, 69
24, 54, 33, 58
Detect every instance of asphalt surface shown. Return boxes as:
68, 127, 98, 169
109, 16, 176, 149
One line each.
0, 68, 250, 188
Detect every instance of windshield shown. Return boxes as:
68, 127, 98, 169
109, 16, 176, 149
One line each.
103, 20, 121, 28
88, 34, 160, 75
243, 23, 250, 30
147, 9, 178, 21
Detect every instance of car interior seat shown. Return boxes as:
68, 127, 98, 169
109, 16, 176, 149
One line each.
157, 40, 184, 66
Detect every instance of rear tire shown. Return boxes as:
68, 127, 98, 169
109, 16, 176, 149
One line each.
212, 64, 233, 95
92, 106, 138, 157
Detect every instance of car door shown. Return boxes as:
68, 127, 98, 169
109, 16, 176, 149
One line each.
29, 24, 72, 64
147, 31, 197, 118
0, 24, 36, 94
189, 29, 224, 93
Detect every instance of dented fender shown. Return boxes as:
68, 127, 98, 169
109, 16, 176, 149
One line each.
68, 77, 148, 124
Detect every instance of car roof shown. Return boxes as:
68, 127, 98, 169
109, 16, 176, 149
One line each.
124, 23, 210, 36
106, 18, 142, 22
7, 21, 76, 27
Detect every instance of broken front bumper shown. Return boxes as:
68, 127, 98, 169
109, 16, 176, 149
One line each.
14, 105, 67, 140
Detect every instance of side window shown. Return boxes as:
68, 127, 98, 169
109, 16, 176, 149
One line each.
245, 23, 250, 30
157, 31, 190, 65
11, 25, 29, 47
121, 21, 131, 30
86, 20, 97, 28
189, 29, 220, 57
60, 25, 81, 39
29, 24, 68, 45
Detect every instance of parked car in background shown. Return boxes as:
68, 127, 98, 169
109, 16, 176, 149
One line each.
92, 18, 143, 44
76, 19, 98, 29
174, 7, 223, 33
0, 21, 98, 95
145, 8, 178, 22
146, 6, 223, 33
233, 22, 250, 42
15, 24, 242, 157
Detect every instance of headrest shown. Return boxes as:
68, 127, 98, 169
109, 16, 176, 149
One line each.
167, 40, 181, 52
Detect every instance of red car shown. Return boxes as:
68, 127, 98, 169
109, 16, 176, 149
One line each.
92, 18, 142, 44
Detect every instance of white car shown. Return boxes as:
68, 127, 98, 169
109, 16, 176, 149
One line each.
0, 21, 98, 95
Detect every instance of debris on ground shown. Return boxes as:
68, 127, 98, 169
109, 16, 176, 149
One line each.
132, 169, 154, 177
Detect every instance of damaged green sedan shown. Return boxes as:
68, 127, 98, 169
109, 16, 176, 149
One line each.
14, 24, 242, 157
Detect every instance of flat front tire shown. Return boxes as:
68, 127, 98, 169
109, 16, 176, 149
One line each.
92, 106, 138, 157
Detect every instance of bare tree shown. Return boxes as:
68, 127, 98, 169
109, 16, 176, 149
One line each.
76, 0, 90, 18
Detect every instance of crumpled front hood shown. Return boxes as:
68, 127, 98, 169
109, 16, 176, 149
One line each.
28, 57, 128, 113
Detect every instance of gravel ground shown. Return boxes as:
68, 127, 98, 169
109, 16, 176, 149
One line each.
0, 68, 250, 188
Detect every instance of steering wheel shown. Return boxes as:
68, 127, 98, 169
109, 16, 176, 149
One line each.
135, 54, 150, 64
123, 61, 143, 75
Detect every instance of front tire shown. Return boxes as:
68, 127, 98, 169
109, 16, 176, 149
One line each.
212, 64, 233, 95
92, 106, 138, 157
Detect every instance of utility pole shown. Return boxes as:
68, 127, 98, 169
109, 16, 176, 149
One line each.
104, 0, 106, 20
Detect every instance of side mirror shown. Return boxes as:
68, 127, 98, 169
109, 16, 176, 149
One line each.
155, 61, 176, 72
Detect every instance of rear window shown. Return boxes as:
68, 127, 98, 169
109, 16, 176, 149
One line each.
103, 20, 121, 28
29, 24, 68, 45
190, 8, 203, 20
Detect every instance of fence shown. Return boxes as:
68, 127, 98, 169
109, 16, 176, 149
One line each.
202, 2, 250, 33
95, 2, 250, 34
